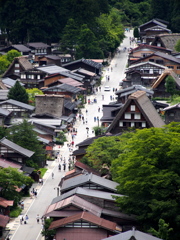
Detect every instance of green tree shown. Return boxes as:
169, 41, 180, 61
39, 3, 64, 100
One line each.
111, 126, 180, 239
149, 219, 173, 240
175, 39, 180, 52
0, 167, 33, 203
7, 119, 45, 168
0, 55, 10, 74
93, 126, 106, 136
6, 50, 21, 62
0, 126, 7, 139
76, 24, 104, 59
26, 88, 44, 105
165, 75, 176, 100
133, 27, 140, 38
8, 80, 29, 104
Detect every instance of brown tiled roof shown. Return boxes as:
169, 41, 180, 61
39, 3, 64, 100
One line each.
0, 158, 22, 169
18, 56, 33, 70
49, 211, 120, 232
0, 198, 14, 208
45, 195, 102, 217
75, 161, 101, 176
0, 214, 9, 227
152, 69, 180, 89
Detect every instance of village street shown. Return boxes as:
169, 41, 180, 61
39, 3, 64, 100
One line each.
8, 30, 134, 240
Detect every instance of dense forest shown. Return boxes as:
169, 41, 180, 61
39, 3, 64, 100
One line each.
0, 0, 179, 59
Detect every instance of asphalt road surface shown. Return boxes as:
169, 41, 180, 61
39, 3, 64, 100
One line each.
10, 29, 134, 240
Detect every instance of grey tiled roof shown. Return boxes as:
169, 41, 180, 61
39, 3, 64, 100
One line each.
0, 99, 35, 111
52, 187, 124, 204
102, 229, 163, 240
63, 58, 102, 69
26, 42, 50, 48
0, 90, 9, 101
0, 137, 34, 158
43, 83, 82, 94
11, 44, 31, 52
61, 173, 119, 193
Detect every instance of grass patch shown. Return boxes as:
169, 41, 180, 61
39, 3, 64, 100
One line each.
39, 168, 48, 177
10, 207, 22, 218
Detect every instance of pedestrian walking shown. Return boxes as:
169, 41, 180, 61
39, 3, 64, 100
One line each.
68, 164, 71, 171
63, 163, 66, 171
102, 95, 104, 100
30, 191, 33, 199
86, 118, 88, 124
98, 107, 100, 112
94, 116, 96, 122
25, 215, 29, 224
111, 67, 113, 71
20, 216, 24, 224
52, 172, 54, 179
58, 164, 61, 171
36, 214, 40, 224
99, 86, 101, 91
86, 109, 88, 114
108, 76, 110, 81
34, 189, 37, 198
110, 95, 112, 100
20, 201, 24, 209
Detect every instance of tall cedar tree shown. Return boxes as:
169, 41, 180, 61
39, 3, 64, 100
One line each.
8, 119, 45, 168
8, 80, 29, 104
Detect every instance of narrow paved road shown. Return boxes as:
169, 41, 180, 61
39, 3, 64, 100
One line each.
10, 30, 134, 240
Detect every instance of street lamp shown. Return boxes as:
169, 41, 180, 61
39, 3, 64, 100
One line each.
86, 127, 89, 137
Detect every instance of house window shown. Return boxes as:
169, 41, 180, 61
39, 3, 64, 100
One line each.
119, 121, 123, 127
14, 69, 20, 73
177, 66, 180, 70
21, 74, 26, 79
125, 113, 131, 119
149, 59, 154, 62
167, 66, 174, 69
131, 122, 135, 127
135, 113, 141, 119
37, 75, 41, 79
130, 105, 135, 111
142, 122, 146, 127
157, 43, 161, 47
144, 70, 149, 74
15, 63, 19, 67
169, 113, 175, 117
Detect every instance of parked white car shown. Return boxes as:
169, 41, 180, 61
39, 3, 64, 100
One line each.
104, 86, 111, 91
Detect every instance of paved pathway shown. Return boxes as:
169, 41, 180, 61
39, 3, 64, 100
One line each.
6, 29, 134, 240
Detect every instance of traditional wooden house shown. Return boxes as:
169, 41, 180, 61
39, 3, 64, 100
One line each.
2, 56, 33, 80
0, 99, 35, 118
35, 55, 62, 66
0, 107, 12, 126
151, 69, 180, 98
63, 58, 102, 76
52, 187, 124, 212
0, 198, 14, 216
60, 173, 119, 194
139, 19, 168, 43
46, 77, 83, 88
128, 44, 172, 65
26, 42, 51, 56
0, 214, 10, 239
163, 104, 180, 124
49, 211, 121, 240
116, 85, 154, 104
130, 51, 180, 76
0, 137, 34, 165
125, 61, 167, 87
151, 33, 180, 53
102, 228, 163, 240
0, 44, 31, 55
106, 91, 164, 135
20, 68, 45, 88
101, 104, 124, 127
143, 25, 171, 45
72, 68, 97, 93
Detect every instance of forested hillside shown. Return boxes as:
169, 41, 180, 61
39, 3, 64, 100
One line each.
0, 0, 179, 59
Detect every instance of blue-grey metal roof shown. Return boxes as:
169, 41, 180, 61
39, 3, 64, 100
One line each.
0, 99, 35, 111
60, 71, 85, 81
52, 187, 124, 204
36, 65, 68, 74
0, 90, 9, 101
0, 137, 34, 158
0, 107, 11, 117
61, 173, 119, 193
2, 78, 24, 88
